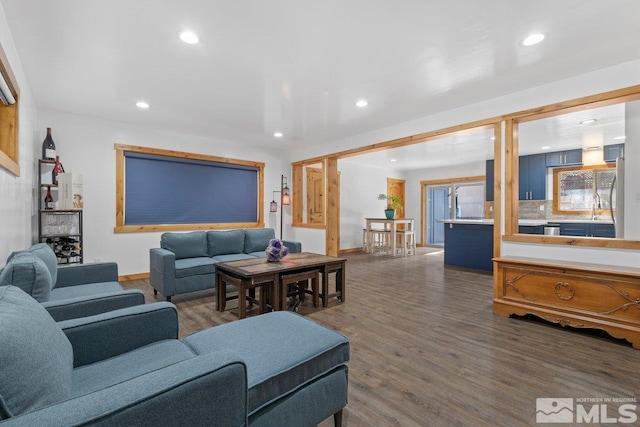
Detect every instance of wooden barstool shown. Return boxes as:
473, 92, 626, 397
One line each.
396, 230, 416, 256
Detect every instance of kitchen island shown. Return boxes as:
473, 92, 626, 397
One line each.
440, 219, 613, 272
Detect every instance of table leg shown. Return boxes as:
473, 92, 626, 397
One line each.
217, 272, 226, 312
312, 275, 319, 308
238, 279, 247, 319
338, 262, 345, 302
391, 222, 397, 256
321, 267, 329, 307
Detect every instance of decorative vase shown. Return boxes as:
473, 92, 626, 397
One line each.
265, 238, 289, 262
384, 209, 395, 219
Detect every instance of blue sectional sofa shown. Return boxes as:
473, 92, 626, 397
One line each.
0, 285, 349, 426
0, 243, 144, 321
150, 228, 301, 301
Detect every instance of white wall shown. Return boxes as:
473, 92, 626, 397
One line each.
337, 159, 400, 249
0, 3, 37, 264
37, 109, 288, 275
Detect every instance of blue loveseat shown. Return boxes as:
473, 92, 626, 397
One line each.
0, 244, 144, 321
0, 285, 349, 426
150, 228, 301, 301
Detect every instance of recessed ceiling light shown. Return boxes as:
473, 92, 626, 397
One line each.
273, 132, 283, 138
179, 31, 199, 44
521, 33, 545, 46
579, 119, 597, 125
613, 136, 626, 140
491, 137, 496, 141
390, 159, 397, 162
136, 101, 149, 109
355, 100, 368, 108
540, 146, 552, 150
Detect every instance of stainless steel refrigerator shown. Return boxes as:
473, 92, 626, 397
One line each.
610, 157, 625, 238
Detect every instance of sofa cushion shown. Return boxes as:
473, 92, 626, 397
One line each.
161, 232, 207, 260
71, 339, 196, 397
245, 251, 267, 258
211, 253, 257, 263
8, 244, 58, 288
174, 257, 217, 279
0, 253, 52, 302
0, 286, 73, 419
243, 228, 275, 254
49, 281, 123, 301
183, 311, 350, 416
207, 230, 245, 256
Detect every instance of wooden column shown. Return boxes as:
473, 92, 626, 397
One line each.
325, 157, 339, 257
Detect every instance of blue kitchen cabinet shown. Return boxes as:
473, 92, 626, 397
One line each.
486, 160, 494, 202
559, 222, 615, 237
560, 223, 588, 236
603, 143, 624, 162
443, 223, 493, 272
519, 225, 544, 234
592, 223, 615, 238
545, 149, 582, 167
519, 154, 546, 200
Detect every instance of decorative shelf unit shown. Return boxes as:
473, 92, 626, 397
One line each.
38, 159, 83, 264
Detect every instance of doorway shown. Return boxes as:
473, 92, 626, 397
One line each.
427, 186, 449, 246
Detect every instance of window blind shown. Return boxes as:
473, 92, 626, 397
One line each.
124, 152, 259, 225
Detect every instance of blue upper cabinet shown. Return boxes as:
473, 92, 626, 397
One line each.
603, 143, 624, 162
545, 149, 582, 167
519, 154, 546, 200
485, 159, 494, 201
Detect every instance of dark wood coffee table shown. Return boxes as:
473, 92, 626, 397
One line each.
216, 252, 347, 318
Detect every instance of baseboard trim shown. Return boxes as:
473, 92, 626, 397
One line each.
339, 247, 363, 254
119, 272, 150, 282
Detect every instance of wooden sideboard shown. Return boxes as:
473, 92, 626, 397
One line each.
493, 256, 640, 349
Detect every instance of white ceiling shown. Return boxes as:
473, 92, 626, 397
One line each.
2, 0, 639, 162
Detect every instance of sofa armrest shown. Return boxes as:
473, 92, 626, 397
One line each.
42, 289, 146, 322
150, 248, 177, 297
58, 302, 179, 367
55, 262, 118, 288
0, 350, 248, 427
283, 240, 302, 253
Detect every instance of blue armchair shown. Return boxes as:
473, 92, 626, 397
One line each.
0, 286, 247, 426
0, 244, 144, 320
0, 286, 349, 426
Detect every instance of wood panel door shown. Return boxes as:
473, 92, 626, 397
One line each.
387, 178, 406, 218
306, 167, 324, 224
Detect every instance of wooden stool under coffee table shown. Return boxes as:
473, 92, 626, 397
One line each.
216, 269, 278, 319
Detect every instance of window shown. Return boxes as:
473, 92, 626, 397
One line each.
0, 42, 19, 176
553, 165, 616, 215
115, 144, 265, 232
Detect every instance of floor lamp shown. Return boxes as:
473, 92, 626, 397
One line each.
270, 175, 290, 239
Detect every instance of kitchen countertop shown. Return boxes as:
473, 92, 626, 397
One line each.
438, 219, 613, 226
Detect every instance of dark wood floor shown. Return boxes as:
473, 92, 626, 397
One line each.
123, 248, 640, 426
